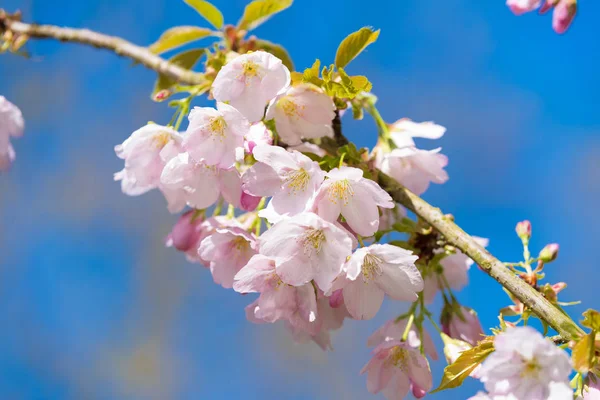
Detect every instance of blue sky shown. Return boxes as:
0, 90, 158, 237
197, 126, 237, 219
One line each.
1, 0, 599, 399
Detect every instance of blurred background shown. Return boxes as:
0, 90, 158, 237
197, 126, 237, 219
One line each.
1, 0, 599, 399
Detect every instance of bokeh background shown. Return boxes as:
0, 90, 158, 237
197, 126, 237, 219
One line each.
1, 0, 599, 399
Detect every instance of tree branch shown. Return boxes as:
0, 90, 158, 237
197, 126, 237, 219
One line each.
0, 15, 205, 85
3, 16, 584, 341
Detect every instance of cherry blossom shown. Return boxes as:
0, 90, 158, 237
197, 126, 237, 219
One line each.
506, 0, 541, 15
578, 375, 600, 400
160, 153, 242, 213
258, 212, 354, 292
442, 305, 484, 346
265, 84, 335, 146
244, 121, 272, 154
552, 0, 577, 34
361, 340, 433, 400
367, 318, 438, 360
212, 51, 290, 122
479, 326, 572, 400
199, 226, 257, 288
0, 95, 24, 171
234, 254, 319, 332
313, 166, 394, 237
114, 124, 182, 195
338, 244, 422, 320
183, 102, 250, 169
242, 145, 325, 222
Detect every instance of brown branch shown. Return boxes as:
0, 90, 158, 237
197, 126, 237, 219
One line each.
0, 14, 205, 85
2, 15, 584, 341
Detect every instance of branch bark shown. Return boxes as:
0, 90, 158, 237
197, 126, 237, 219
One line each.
1, 17, 205, 85
2, 16, 584, 341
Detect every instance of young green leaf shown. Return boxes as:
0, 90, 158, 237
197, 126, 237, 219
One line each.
300, 59, 323, 86
431, 336, 494, 393
183, 0, 224, 29
572, 333, 596, 374
152, 49, 205, 98
149, 26, 216, 54
254, 39, 294, 70
237, 0, 293, 31
582, 309, 600, 331
335, 27, 380, 69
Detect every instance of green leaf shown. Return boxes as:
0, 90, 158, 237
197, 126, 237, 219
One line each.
582, 309, 600, 331
431, 336, 494, 393
334, 27, 380, 69
149, 26, 215, 54
254, 39, 294, 70
183, 0, 224, 29
572, 333, 596, 373
329, 68, 372, 99
152, 49, 205, 98
238, 0, 293, 31
301, 59, 323, 86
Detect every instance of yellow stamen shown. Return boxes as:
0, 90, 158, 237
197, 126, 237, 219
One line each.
209, 116, 227, 138
297, 228, 326, 256
284, 168, 310, 194
153, 131, 172, 148
279, 97, 304, 118
327, 179, 354, 205
520, 359, 542, 378
388, 346, 409, 371
362, 253, 383, 282
231, 236, 249, 251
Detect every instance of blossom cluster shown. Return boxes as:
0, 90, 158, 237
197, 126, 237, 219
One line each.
506, 0, 577, 33
0, 95, 24, 171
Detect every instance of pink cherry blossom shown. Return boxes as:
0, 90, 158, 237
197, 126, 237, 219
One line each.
244, 121, 273, 154
199, 226, 257, 288
479, 327, 572, 400
243, 145, 325, 222
183, 102, 249, 169
258, 212, 354, 292
442, 306, 484, 346
389, 119, 446, 146
313, 166, 394, 237
0, 96, 24, 171
114, 124, 182, 195
367, 318, 438, 360
234, 254, 319, 332
212, 51, 290, 122
578, 375, 600, 400
423, 236, 488, 303
160, 153, 242, 213
265, 84, 335, 146
506, 0, 541, 15
552, 0, 577, 34
361, 340, 433, 400
468, 393, 492, 400
288, 142, 327, 157
339, 244, 421, 320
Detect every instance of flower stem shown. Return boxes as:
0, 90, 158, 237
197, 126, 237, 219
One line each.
401, 313, 415, 342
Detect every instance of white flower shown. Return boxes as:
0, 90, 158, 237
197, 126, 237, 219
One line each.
479, 327, 572, 400
0, 95, 24, 171
313, 166, 394, 237
242, 144, 325, 223
265, 84, 335, 145
114, 124, 182, 195
212, 51, 290, 122
183, 102, 249, 169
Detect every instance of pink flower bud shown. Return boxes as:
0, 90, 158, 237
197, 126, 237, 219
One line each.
515, 220, 532, 241
240, 192, 262, 212
411, 382, 428, 398
539, 0, 559, 14
165, 210, 204, 252
328, 289, 344, 308
538, 243, 559, 263
506, 0, 541, 15
552, 282, 566, 294
442, 306, 484, 346
153, 89, 171, 102
552, 0, 577, 34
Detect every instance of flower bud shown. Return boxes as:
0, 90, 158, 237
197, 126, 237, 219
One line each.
153, 89, 171, 102
442, 306, 484, 346
552, 0, 577, 34
411, 382, 427, 399
506, 0, 542, 16
240, 192, 261, 212
538, 243, 559, 263
329, 289, 344, 308
515, 220, 532, 241
165, 210, 204, 252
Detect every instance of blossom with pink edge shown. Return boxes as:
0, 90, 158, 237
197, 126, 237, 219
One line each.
479, 326, 572, 400
313, 166, 394, 237
552, 0, 577, 34
578, 375, 600, 400
114, 124, 182, 195
212, 51, 290, 122
243, 145, 325, 222
258, 212, 354, 292
265, 84, 335, 146
234, 254, 320, 331
199, 226, 257, 288
159, 153, 242, 213
442, 305, 484, 346
244, 121, 272, 154
338, 244, 422, 320
0, 96, 24, 171
422, 236, 488, 303
367, 318, 438, 361
506, 0, 541, 15
183, 103, 249, 169
361, 340, 433, 400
